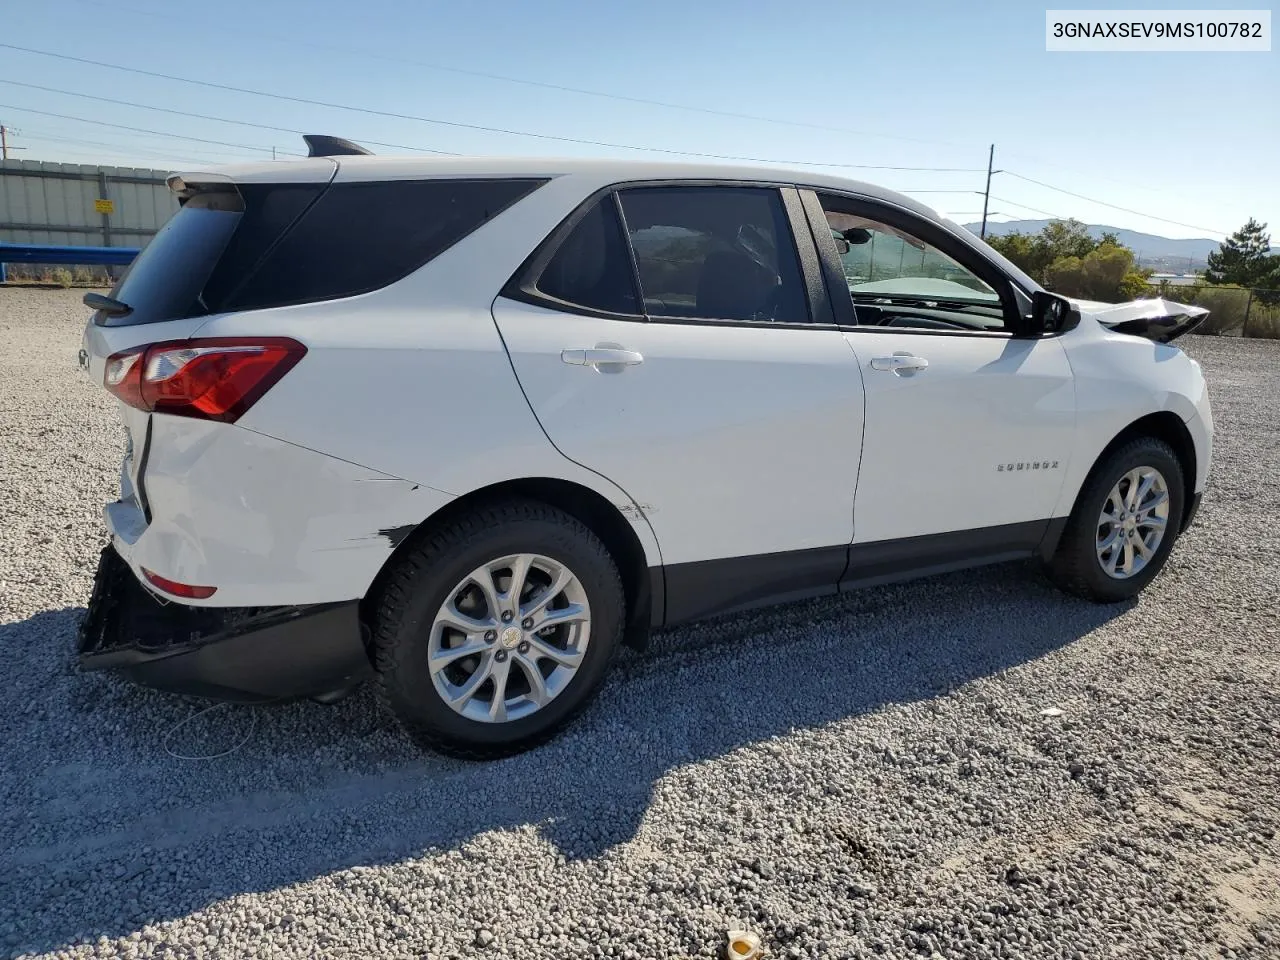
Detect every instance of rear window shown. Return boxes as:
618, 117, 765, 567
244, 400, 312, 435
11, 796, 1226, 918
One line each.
99, 177, 545, 326
102, 189, 244, 327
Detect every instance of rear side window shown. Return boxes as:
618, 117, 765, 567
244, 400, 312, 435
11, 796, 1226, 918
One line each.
98, 177, 545, 325
225, 178, 545, 312
617, 186, 809, 323
535, 198, 640, 316
201, 183, 324, 311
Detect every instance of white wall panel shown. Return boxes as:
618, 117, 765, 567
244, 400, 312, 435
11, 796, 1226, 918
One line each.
0, 158, 178, 249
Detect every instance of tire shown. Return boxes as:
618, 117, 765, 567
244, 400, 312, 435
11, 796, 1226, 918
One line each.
1047, 436, 1186, 603
371, 500, 624, 759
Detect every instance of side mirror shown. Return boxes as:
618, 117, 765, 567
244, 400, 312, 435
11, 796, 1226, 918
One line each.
1029, 290, 1077, 336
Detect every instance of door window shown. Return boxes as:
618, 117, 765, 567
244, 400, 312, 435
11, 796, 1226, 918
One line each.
617, 187, 810, 324
535, 197, 641, 316
818, 195, 1008, 332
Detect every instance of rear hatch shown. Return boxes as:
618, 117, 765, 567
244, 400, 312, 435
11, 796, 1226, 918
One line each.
80, 161, 338, 513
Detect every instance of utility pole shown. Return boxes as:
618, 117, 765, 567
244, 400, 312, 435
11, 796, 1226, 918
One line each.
980, 144, 995, 239
0, 124, 24, 161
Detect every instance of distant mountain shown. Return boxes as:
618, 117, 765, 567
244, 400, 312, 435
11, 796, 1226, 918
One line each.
960, 219, 1230, 271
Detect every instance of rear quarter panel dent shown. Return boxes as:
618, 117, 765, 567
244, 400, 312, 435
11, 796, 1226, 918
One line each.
124, 417, 454, 606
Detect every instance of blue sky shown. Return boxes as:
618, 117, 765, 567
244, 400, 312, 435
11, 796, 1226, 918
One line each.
2, 0, 1275, 241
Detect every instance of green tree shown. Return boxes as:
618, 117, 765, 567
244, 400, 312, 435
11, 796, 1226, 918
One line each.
1205, 219, 1278, 287
1039, 219, 1097, 262
985, 219, 1153, 300
986, 218, 1100, 285
985, 230, 1037, 271
1043, 241, 1151, 302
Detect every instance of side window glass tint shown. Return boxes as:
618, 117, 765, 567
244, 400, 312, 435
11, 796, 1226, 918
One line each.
226, 178, 544, 312
818, 195, 1006, 331
617, 187, 809, 323
535, 198, 640, 315
202, 183, 322, 312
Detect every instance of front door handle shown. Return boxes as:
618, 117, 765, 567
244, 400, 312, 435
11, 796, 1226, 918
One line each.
561, 348, 645, 368
870, 354, 928, 374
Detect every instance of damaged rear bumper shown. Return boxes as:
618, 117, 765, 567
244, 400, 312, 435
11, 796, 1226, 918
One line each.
78, 546, 373, 701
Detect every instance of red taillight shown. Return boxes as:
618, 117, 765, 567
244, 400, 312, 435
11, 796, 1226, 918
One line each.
104, 338, 306, 423
103, 349, 146, 409
141, 567, 217, 600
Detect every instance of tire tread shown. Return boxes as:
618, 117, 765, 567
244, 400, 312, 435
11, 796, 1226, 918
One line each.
370, 499, 623, 759
1048, 436, 1183, 603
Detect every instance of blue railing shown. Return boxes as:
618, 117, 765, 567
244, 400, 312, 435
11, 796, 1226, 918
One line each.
0, 242, 140, 282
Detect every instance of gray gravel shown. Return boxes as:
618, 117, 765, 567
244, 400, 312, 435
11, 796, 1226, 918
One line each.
2, 286, 1278, 959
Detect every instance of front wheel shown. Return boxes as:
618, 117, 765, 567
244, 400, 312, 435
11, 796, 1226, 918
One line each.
371, 500, 624, 758
1047, 437, 1186, 603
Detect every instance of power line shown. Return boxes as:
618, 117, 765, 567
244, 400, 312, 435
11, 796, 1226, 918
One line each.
0, 43, 985, 172
18, 124, 261, 159
62, 0, 974, 152
0, 103, 293, 155
17, 129, 245, 165
992, 145, 1211, 203
0, 79, 459, 156
1001, 171, 1225, 235
986, 195, 1067, 220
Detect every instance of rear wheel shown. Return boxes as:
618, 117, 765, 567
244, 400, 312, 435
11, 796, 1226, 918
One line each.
371, 501, 624, 758
1047, 437, 1186, 602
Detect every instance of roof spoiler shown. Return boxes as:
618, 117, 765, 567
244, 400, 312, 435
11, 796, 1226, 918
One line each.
303, 135, 374, 158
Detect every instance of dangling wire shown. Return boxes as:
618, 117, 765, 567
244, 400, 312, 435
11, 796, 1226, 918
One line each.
161, 699, 277, 760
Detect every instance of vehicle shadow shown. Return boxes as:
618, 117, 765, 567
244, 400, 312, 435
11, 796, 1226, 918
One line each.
1, 562, 1128, 956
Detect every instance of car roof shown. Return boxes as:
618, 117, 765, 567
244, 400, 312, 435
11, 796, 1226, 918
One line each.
172, 154, 942, 221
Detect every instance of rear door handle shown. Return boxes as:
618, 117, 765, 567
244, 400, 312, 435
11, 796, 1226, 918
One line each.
870, 354, 928, 374
561, 348, 645, 367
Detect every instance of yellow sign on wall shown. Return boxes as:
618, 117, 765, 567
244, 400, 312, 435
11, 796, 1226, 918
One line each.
93, 198, 115, 214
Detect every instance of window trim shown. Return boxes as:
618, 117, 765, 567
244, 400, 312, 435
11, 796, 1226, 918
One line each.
781, 187, 834, 326
800, 188, 1032, 338
502, 178, 836, 330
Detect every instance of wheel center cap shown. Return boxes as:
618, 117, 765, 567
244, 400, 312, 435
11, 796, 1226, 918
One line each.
500, 626, 522, 649
1124, 517, 1136, 532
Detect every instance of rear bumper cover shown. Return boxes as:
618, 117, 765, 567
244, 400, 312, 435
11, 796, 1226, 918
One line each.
78, 546, 372, 701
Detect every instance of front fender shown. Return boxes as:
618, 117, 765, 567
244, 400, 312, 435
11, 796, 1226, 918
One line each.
1055, 316, 1212, 517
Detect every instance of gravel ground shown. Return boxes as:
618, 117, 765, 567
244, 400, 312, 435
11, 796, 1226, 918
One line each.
1, 286, 1278, 960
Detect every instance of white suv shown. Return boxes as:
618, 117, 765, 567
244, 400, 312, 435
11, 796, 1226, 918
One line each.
78, 140, 1213, 757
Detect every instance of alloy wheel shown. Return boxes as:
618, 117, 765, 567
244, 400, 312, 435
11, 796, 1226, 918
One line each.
1095, 466, 1171, 579
427, 554, 591, 723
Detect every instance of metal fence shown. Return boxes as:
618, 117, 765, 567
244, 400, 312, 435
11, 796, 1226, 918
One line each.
1149, 280, 1280, 339
0, 158, 176, 281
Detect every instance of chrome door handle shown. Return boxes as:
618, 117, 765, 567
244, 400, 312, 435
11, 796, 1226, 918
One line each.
561, 348, 645, 367
870, 354, 928, 374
